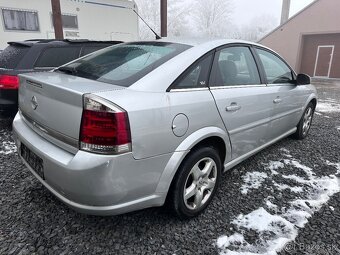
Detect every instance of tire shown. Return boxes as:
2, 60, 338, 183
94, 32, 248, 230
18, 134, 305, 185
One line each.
169, 146, 222, 219
293, 102, 315, 140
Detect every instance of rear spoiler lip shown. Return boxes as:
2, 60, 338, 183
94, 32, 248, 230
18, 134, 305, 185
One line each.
8, 39, 123, 47
8, 41, 33, 47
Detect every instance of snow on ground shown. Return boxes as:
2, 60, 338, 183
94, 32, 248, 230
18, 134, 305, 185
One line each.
316, 99, 340, 113
217, 149, 340, 255
240, 172, 268, 194
0, 140, 17, 155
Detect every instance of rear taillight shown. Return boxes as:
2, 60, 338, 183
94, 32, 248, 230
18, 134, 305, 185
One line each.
0, 75, 19, 89
80, 95, 131, 154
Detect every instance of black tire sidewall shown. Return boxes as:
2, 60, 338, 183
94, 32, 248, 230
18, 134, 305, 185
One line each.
172, 147, 222, 219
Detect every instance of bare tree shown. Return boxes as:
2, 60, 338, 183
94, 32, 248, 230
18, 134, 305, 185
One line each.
135, 0, 191, 39
191, 0, 234, 38
229, 14, 279, 42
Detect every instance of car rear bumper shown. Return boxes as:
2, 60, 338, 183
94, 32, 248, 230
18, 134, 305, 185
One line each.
13, 113, 172, 215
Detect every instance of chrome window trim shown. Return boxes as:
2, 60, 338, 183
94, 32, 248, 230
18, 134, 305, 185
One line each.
209, 84, 267, 90
266, 83, 296, 87
20, 110, 79, 148
170, 87, 210, 92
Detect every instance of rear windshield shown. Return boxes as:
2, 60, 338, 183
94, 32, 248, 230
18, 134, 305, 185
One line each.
0, 45, 30, 69
56, 42, 191, 87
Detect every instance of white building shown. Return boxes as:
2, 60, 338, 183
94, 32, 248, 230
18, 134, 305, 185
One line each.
0, 0, 139, 49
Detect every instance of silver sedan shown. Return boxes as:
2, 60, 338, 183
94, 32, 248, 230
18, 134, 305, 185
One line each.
13, 39, 317, 218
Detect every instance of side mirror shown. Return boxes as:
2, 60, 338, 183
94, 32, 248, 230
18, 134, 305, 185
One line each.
296, 73, 311, 85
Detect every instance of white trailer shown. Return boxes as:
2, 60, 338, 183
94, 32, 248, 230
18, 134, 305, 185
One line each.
0, 0, 139, 50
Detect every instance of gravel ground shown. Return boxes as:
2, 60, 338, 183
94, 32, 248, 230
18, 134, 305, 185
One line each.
0, 83, 339, 255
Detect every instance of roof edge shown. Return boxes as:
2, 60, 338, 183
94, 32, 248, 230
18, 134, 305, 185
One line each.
258, 0, 321, 42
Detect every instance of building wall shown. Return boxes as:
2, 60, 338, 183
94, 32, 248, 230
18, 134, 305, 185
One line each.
259, 0, 340, 73
0, 0, 138, 50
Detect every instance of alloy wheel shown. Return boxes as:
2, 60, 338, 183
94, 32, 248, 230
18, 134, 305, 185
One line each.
302, 107, 313, 136
183, 157, 217, 210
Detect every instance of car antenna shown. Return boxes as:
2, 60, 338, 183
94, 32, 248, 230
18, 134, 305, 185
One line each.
133, 10, 161, 40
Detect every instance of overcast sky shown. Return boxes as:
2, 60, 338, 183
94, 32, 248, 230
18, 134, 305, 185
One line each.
232, 0, 315, 25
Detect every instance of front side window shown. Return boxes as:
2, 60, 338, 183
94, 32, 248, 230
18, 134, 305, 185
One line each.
2, 8, 39, 31
172, 54, 213, 89
35, 47, 81, 68
56, 42, 191, 87
211, 46, 261, 86
256, 48, 294, 84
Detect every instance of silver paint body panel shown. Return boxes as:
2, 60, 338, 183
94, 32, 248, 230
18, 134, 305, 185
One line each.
13, 39, 317, 215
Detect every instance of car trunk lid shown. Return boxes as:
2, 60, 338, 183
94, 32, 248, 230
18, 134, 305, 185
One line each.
19, 72, 125, 149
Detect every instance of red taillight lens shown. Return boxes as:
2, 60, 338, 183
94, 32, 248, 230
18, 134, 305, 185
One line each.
80, 95, 131, 154
0, 75, 19, 89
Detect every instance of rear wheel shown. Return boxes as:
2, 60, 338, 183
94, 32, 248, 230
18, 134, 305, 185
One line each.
169, 147, 222, 219
293, 102, 315, 140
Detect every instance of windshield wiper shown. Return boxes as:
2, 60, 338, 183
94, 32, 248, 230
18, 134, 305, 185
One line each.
56, 66, 78, 76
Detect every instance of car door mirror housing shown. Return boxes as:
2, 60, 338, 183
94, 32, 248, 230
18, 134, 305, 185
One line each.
296, 73, 311, 85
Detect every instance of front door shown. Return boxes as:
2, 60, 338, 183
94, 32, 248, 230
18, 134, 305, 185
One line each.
254, 48, 302, 141
314, 45, 334, 78
209, 46, 272, 159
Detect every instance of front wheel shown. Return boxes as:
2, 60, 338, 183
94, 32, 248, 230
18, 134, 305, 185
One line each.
169, 147, 222, 219
293, 102, 315, 140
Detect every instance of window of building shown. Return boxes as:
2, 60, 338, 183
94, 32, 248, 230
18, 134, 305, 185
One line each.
51, 13, 78, 29
2, 8, 39, 31
34, 47, 81, 68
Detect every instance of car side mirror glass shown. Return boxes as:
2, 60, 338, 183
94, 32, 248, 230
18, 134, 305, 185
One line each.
296, 73, 311, 85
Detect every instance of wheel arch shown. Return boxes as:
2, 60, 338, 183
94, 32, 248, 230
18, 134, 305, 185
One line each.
155, 127, 231, 203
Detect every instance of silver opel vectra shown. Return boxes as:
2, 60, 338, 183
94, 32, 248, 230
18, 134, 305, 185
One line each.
13, 39, 317, 218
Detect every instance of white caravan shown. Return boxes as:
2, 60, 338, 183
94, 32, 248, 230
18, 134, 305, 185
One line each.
0, 0, 139, 50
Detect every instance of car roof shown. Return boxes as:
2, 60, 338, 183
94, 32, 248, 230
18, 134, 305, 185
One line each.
157, 37, 265, 48
7, 39, 122, 47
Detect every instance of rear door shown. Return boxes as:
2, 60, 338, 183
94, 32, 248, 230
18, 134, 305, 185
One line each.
254, 48, 302, 141
209, 45, 272, 159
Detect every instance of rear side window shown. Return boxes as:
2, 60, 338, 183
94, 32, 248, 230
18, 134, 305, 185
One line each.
172, 54, 213, 89
211, 46, 261, 86
58, 42, 191, 87
35, 47, 80, 68
256, 48, 294, 84
0, 45, 30, 69
80, 46, 107, 57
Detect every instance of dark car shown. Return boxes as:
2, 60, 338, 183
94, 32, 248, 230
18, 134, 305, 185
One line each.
0, 39, 121, 118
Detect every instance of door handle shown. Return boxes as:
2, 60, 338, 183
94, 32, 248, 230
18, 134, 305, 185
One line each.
226, 103, 241, 112
273, 98, 282, 104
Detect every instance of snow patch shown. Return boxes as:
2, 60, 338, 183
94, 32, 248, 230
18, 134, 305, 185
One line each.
266, 161, 284, 175
325, 160, 340, 175
240, 172, 268, 194
0, 140, 17, 155
316, 100, 340, 113
273, 181, 304, 193
218, 155, 340, 255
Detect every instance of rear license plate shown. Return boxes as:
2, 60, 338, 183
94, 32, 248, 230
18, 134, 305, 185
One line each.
21, 143, 44, 179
